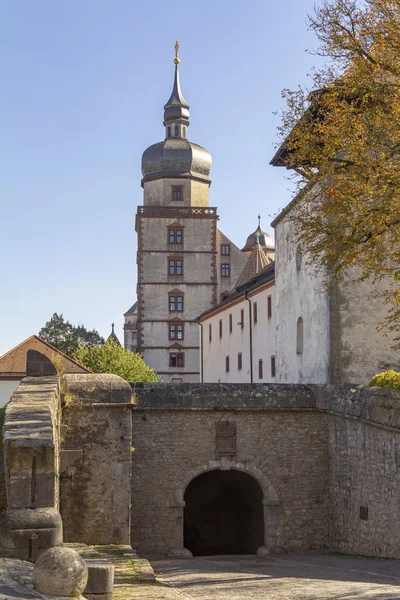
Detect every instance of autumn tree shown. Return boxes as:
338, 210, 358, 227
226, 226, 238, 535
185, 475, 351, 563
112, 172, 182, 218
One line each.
74, 339, 160, 383
39, 313, 104, 356
277, 0, 400, 334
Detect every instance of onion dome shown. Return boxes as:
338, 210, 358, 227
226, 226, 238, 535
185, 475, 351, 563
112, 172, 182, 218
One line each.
241, 215, 275, 253
141, 42, 212, 186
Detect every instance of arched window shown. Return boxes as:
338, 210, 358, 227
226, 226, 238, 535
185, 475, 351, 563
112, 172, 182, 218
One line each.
296, 317, 303, 354
167, 126, 171, 137
295, 245, 302, 271
175, 125, 179, 137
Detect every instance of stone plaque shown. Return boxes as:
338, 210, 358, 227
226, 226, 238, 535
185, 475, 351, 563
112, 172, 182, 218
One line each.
216, 421, 236, 456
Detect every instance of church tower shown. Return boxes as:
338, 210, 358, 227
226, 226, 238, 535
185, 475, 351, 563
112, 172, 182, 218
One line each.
135, 44, 219, 382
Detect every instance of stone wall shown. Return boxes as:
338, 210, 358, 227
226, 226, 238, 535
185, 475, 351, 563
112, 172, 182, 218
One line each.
131, 382, 400, 559
60, 374, 132, 545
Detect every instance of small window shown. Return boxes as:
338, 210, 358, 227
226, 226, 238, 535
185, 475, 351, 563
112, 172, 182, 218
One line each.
296, 246, 302, 271
170, 353, 184, 367
225, 355, 230, 373
240, 309, 244, 329
172, 186, 182, 201
169, 323, 184, 340
169, 228, 183, 244
168, 259, 183, 276
167, 126, 171, 137
267, 295, 272, 318
209, 323, 212, 342
219, 319, 223, 338
258, 359, 263, 379
271, 356, 276, 378
253, 302, 258, 324
169, 295, 183, 312
221, 264, 230, 277
174, 125, 179, 137
229, 313, 232, 333
221, 244, 230, 255
297, 317, 304, 354
238, 353, 242, 370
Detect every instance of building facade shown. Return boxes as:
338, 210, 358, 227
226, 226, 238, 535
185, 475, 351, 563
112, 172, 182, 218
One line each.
129, 50, 247, 382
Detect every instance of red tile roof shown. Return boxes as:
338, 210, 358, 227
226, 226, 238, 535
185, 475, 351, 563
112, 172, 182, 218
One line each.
0, 335, 91, 378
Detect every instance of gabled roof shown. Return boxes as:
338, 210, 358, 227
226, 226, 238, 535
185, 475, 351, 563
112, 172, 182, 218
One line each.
0, 335, 91, 378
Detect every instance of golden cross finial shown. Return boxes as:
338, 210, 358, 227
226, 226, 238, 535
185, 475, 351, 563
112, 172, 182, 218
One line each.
174, 40, 180, 65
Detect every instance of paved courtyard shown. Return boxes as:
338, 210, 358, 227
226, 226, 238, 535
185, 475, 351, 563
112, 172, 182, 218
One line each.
144, 554, 400, 600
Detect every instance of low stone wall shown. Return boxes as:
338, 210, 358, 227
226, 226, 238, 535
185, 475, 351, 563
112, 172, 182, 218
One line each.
60, 374, 133, 545
0, 376, 62, 559
131, 382, 400, 559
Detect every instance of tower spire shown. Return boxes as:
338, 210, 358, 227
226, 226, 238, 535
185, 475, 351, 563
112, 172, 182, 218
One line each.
163, 42, 190, 137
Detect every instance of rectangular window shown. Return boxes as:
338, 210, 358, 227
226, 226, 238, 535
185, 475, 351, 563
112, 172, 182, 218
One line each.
168, 259, 183, 276
170, 353, 184, 367
172, 186, 182, 201
169, 295, 184, 312
271, 355, 276, 378
225, 355, 230, 373
209, 323, 212, 342
253, 302, 258, 324
221, 264, 230, 277
169, 324, 184, 340
238, 353, 242, 370
219, 319, 223, 338
169, 229, 183, 244
221, 244, 230, 255
267, 295, 272, 318
240, 309, 244, 329
229, 313, 232, 333
258, 359, 263, 379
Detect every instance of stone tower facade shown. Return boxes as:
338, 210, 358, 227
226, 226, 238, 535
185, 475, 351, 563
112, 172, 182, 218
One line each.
133, 49, 247, 382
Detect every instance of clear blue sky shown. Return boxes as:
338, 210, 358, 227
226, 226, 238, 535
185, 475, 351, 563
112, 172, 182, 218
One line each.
0, 0, 323, 355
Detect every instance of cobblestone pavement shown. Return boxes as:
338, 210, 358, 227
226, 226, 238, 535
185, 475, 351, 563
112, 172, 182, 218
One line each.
147, 554, 400, 600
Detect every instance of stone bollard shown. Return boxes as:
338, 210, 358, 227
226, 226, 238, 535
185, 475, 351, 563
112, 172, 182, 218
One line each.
34, 546, 88, 597
83, 559, 114, 600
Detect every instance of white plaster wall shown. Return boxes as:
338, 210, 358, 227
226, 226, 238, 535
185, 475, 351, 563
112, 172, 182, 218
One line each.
0, 380, 20, 408
274, 211, 330, 384
200, 282, 276, 383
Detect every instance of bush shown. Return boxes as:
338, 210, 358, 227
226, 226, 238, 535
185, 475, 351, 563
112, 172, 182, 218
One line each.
370, 370, 400, 389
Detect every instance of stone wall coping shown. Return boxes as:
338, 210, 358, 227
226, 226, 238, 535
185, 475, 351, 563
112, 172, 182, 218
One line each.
64, 374, 131, 405
131, 382, 400, 432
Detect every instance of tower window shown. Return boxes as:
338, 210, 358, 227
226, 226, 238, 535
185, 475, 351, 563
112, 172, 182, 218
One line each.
267, 295, 272, 318
170, 352, 184, 367
258, 359, 263, 379
182, 126, 186, 138
169, 228, 183, 244
168, 258, 183, 276
221, 264, 230, 277
169, 323, 184, 340
297, 317, 304, 354
169, 295, 184, 312
271, 355, 276, 378
167, 126, 171, 137
221, 244, 230, 255
174, 125, 179, 136
172, 186, 183, 201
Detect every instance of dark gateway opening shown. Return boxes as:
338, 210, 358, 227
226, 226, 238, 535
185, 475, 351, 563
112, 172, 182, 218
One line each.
184, 469, 264, 556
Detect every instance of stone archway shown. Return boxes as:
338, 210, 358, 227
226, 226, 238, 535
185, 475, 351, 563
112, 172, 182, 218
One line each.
168, 459, 280, 558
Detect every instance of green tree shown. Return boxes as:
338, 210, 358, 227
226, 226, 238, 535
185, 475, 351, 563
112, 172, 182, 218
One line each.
277, 0, 400, 334
73, 339, 160, 383
39, 313, 104, 357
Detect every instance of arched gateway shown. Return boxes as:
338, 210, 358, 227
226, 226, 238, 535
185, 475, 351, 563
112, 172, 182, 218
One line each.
184, 470, 263, 555
168, 460, 281, 557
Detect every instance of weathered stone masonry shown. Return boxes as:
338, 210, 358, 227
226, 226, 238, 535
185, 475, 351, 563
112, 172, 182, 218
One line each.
131, 383, 400, 559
